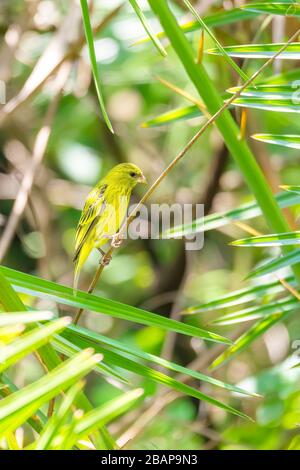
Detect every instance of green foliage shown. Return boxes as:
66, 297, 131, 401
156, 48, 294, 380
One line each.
1, 0, 300, 451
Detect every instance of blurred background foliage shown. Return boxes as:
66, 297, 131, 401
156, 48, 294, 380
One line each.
1, 0, 300, 450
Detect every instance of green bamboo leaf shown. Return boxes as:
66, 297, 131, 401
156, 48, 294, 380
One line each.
63, 333, 252, 420
207, 43, 300, 59
0, 266, 231, 345
230, 96, 300, 113
141, 104, 203, 128
228, 84, 300, 98
0, 311, 54, 327
35, 381, 85, 450
65, 324, 259, 397
72, 388, 145, 442
0, 272, 109, 448
242, 2, 300, 17
291, 362, 300, 369
261, 67, 300, 85
0, 324, 25, 343
231, 231, 300, 247
228, 84, 300, 113
248, 249, 300, 279
0, 349, 102, 434
164, 191, 300, 238
252, 134, 300, 149
134, 8, 258, 45
281, 185, 300, 195
184, 0, 248, 81
183, 276, 295, 313
129, 0, 167, 56
0, 317, 71, 372
211, 310, 295, 369
212, 297, 299, 326
52, 333, 128, 384
79, 0, 113, 133
0, 374, 47, 434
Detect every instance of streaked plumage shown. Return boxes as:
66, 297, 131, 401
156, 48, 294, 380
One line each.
73, 163, 146, 290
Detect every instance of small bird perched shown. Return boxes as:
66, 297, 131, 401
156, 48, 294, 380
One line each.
73, 163, 146, 291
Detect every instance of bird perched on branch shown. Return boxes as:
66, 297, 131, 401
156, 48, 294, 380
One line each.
73, 163, 147, 291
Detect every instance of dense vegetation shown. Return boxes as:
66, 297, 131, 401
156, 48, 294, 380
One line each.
0, 0, 300, 450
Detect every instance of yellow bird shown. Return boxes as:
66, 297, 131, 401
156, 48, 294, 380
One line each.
73, 163, 147, 291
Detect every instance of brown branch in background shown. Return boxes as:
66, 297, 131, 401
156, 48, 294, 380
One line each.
74, 26, 300, 324
0, 62, 71, 262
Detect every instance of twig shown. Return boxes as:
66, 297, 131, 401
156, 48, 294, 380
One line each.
0, 62, 71, 262
74, 26, 300, 324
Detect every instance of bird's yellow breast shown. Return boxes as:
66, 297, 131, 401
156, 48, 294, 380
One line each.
95, 193, 130, 246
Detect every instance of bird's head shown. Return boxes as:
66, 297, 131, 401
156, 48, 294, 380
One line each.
105, 163, 147, 189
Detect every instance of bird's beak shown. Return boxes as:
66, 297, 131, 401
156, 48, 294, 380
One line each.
138, 174, 147, 184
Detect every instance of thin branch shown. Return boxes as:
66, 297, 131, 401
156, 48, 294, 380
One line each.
74, 26, 300, 324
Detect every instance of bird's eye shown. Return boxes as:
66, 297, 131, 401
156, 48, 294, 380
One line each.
130, 172, 137, 178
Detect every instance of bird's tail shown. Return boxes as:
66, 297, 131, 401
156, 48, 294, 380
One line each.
73, 243, 93, 295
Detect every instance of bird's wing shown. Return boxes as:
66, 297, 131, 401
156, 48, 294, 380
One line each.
73, 184, 107, 262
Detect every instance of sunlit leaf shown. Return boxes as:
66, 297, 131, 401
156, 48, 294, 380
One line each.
63, 331, 252, 420
227, 84, 300, 113
261, 67, 300, 85
164, 191, 300, 238
141, 104, 203, 127
207, 43, 300, 59
129, 0, 167, 56
211, 310, 295, 369
230, 97, 300, 113
35, 381, 85, 450
0, 317, 71, 372
65, 324, 259, 397
228, 84, 300, 98
252, 134, 300, 149
0, 311, 54, 327
0, 266, 231, 345
183, 276, 295, 313
212, 297, 299, 325
281, 185, 300, 195
134, 8, 259, 45
52, 333, 128, 384
0, 325, 25, 344
0, 349, 102, 434
231, 232, 300, 247
72, 388, 145, 442
242, 3, 300, 17
248, 249, 300, 279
